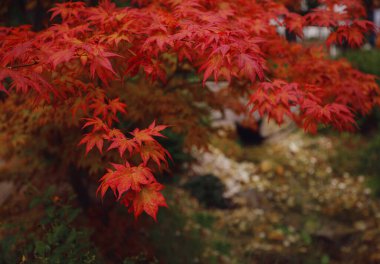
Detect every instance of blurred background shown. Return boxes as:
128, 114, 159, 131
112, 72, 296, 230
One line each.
1, 1, 380, 263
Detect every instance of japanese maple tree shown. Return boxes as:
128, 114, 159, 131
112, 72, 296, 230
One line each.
0, 0, 379, 220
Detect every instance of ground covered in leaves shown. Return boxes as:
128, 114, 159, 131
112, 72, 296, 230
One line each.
1, 128, 380, 264
182, 129, 380, 264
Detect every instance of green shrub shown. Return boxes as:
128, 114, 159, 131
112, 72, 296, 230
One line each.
342, 49, 380, 77
183, 174, 230, 208
358, 133, 380, 195
0, 187, 99, 264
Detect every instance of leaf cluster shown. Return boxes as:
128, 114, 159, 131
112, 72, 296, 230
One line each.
0, 0, 379, 219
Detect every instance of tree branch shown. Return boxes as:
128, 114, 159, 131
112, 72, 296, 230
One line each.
7, 60, 38, 70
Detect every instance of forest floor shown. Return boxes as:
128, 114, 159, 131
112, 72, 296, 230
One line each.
179, 128, 380, 264
1, 126, 380, 264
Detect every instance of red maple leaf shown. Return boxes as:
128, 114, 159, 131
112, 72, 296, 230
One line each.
138, 141, 172, 168
284, 13, 304, 38
82, 117, 108, 132
131, 121, 168, 145
108, 98, 127, 115
237, 53, 265, 82
107, 136, 137, 157
78, 132, 107, 154
49, 2, 86, 21
122, 182, 167, 221
2, 0, 379, 223
98, 162, 155, 199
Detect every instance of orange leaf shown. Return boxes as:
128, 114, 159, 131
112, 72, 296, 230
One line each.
78, 132, 106, 155
123, 183, 167, 221
98, 163, 155, 199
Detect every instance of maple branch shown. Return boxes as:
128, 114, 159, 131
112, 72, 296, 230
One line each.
164, 81, 202, 94
163, 60, 180, 88
264, 76, 273, 83
7, 61, 38, 70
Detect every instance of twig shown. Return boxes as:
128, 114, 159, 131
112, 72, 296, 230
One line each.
7, 60, 38, 70
164, 80, 202, 94
264, 75, 273, 82
162, 59, 180, 88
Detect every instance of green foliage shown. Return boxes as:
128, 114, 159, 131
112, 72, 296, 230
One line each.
159, 129, 193, 166
359, 133, 380, 176
340, 50, 380, 132
123, 254, 158, 264
145, 187, 233, 264
183, 174, 229, 208
342, 49, 380, 77
193, 212, 216, 229
150, 218, 204, 263
148, 188, 205, 264
329, 131, 380, 197
358, 133, 380, 195
0, 187, 99, 264
334, 49, 380, 194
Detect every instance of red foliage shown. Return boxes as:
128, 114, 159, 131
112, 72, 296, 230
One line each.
0, 0, 379, 220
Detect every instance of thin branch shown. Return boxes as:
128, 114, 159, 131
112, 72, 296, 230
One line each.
264, 75, 273, 82
164, 80, 202, 94
7, 60, 38, 70
162, 59, 180, 88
